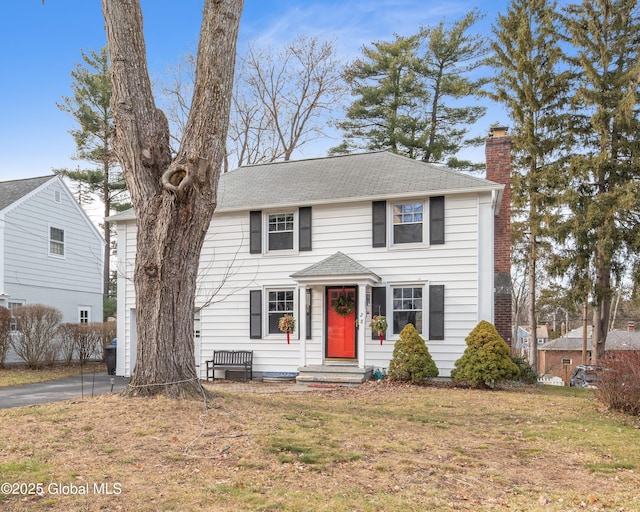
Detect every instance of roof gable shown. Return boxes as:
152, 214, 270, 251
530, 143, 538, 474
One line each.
0, 176, 56, 212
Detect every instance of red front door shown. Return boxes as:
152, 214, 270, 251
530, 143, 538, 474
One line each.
326, 287, 357, 359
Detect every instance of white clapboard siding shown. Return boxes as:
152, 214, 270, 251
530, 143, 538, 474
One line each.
114, 164, 500, 378
1, 177, 103, 323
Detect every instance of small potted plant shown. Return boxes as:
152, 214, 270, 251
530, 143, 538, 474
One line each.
278, 314, 295, 344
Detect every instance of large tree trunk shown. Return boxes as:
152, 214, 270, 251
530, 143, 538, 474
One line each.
102, 0, 243, 398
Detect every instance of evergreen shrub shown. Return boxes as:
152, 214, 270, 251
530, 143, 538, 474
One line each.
388, 323, 438, 384
451, 320, 519, 388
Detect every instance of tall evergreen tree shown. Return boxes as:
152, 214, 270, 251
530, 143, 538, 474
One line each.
557, 0, 640, 362
332, 34, 426, 157
418, 9, 489, 169
486, 0, 571, 368
56, 47, 129, 300
333, 12, 488, 169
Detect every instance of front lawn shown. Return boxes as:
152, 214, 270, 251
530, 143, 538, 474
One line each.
0, 382, 638, 511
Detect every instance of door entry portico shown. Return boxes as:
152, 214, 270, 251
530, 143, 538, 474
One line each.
326, 287, 357, 359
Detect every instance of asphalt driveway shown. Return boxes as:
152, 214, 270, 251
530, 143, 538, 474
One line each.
0, 374, 130, 409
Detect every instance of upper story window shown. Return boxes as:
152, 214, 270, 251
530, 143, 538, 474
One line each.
49, 227, 65, 257
268, 213, 294, 251
372, 196, 444, 248
393, 203, 423, 244
250, 207, 312, 254
54, 190, 62, 203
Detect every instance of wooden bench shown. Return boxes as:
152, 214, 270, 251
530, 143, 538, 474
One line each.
206, 350, 253, 382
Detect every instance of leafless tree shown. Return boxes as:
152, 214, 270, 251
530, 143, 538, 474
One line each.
157, 35, 343, 170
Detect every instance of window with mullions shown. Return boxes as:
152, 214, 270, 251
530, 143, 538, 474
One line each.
49, 227, 65, 256
393, 203, 423, 244
268, 213, 294, 250
268, 290, 294, 334
393, 287, 422, 334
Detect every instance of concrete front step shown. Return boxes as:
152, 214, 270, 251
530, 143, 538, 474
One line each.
296, 365, 373, 385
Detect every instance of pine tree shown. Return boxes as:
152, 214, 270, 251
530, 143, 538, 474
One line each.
417, 8, 489, 169
332, 34, 426, 157
56, 47, 129, 300
333, 11, 488, 168
486, 0, 571, 368
557, 0, 640, 362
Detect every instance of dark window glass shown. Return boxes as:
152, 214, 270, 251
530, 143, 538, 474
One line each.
392, 287, 422, 334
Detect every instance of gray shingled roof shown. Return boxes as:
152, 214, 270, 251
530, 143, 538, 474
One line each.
541, 328, 640, 351
0, 176, 55, 211
107, 151, 503, 222
216, 151, 502, 212
291, 252, 379, 279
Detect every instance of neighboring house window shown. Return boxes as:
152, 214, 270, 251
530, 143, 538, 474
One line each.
267, 290, 294, 334
393, 203, 423, 244
54, 190, 61, 203
392, 286, 423, 334
49, 227, 65, 256
268, 213, 294, 251
79, 308, 91, 323
8, 301, 25, 332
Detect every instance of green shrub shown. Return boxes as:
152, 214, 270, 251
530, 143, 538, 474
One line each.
388, 324, 438, 384
451, 320, 519, 388
511, 356, 538, 385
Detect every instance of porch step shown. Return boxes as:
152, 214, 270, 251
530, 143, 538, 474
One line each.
296, 365, 373, 386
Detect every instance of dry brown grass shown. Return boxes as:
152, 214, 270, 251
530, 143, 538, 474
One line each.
0, 381, 639, 511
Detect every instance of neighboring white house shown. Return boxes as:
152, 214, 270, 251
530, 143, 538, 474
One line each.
0, 176, 104, 357
112, 129, 513, 382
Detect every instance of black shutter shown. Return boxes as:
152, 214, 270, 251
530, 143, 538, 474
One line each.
305, 289, 312, 340
299, 206, 312, 251
430, 196, 445, 245
372, 201, 387, 248
429, 285, 444, 340
249, 290, 262, 339
249, 211, 262, 254
371, 286, 387, 340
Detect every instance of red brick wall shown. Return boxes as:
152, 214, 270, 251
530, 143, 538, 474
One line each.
485, 132, 512, 345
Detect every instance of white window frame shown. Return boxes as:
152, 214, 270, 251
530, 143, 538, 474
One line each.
49, 225, 65, 258
78, 307, 91, 323
54, 190, 62, 203
266, 287, 296, 337
8, 300, 25, 332
265, 210, 297, 253
389, 283, 425, 335
390, 200, 426, 247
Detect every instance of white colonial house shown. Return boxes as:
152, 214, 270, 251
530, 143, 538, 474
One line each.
112, 128, 513, 382
0, 176, 104, 337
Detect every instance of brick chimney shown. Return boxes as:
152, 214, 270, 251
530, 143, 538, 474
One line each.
628, 321, 636, 332
485, 124, 512, 345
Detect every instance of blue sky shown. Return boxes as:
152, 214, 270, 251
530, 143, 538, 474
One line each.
0, 0, 507, 182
